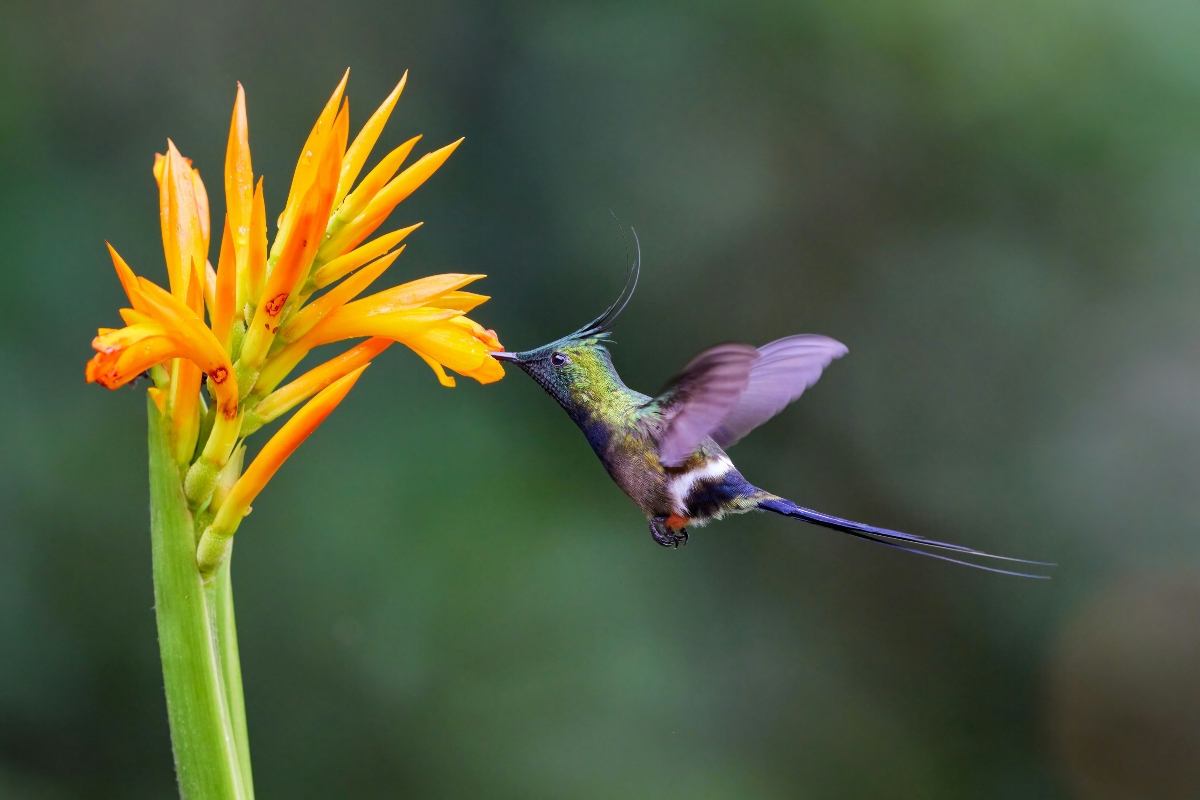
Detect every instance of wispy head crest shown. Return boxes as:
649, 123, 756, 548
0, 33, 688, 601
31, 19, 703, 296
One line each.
571, 223, 640, 342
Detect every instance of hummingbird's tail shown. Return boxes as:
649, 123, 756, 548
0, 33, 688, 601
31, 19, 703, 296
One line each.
756, 497, 1053, 578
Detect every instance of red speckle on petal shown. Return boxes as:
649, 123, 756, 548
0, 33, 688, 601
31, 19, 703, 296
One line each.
264, 293, 288, 316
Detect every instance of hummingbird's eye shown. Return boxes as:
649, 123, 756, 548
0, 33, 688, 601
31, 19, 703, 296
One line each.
550, 351, 568, 367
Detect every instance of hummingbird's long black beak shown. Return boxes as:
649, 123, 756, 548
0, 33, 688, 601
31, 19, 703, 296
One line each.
491, 351, 521, 363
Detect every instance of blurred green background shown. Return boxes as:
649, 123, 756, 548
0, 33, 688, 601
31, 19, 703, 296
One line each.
3, 0, 1200, 797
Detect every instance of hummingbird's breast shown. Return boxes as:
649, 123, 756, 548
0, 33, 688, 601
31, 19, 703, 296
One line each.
598, 425, 761, 524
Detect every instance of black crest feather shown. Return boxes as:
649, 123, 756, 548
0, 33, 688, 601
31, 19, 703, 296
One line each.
573, 226, 641, 340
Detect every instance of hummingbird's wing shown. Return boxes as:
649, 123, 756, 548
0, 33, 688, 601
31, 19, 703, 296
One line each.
710, 335, 848, 448
648, 343, 759, 467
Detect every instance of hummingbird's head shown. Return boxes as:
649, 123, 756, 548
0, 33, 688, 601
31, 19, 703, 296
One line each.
492, 229, 640, 415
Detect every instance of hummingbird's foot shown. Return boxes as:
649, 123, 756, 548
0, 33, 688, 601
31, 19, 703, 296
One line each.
650, 516, 689, 548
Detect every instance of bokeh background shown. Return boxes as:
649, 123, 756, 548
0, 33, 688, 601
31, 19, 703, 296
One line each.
2, 0, 1199, 797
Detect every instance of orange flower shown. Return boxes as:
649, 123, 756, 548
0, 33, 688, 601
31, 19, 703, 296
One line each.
85, 71, 506, 572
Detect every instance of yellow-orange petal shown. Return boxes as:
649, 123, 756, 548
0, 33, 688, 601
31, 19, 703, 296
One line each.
241, 193, 323, 367
241, 176, 267, 316
459, 354, 506, 385
335, 72, 407, 209
170, 358, 203, 463
416, 351, 457, 387
225, 83, 254, 278
251, 339, 311, 397
209, 365, 366, 537
280, 246, 403, 343
253, 107, 346, 347
118, 308, 154, 326
340, 273, 483, 317
159, 142, 208, 308
255, 338, 391, 424
192, 167, 210, 254
105, 243, 147, 311
361, 139, 462, 221
280, 70, 348, 229
318, 139, 460, 263
446, 315, 503, 351
308, 223, 421, 290
147, 386, 166, 413
204, 260, 217, 315
425, 291, 490, 314
328, 136, 421, 234
93, 322, 166, 353
212, 215, 237, 351
402, 320, 494, 375
304, 305, 460, 348
133, 276, 238, 407
86, 335, 176, 388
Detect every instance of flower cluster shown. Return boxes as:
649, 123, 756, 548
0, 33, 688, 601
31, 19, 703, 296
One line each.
86, 72, 504, 574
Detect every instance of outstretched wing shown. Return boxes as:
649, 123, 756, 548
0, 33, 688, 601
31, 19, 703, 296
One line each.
710, 335, 847, 448
650, 343, 759, 467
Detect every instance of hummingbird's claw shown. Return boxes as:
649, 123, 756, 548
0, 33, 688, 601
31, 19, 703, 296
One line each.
649, 517, 688, 549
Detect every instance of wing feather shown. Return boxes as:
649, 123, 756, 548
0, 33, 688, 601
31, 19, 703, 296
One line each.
652, 343, 759, 467
711, 335, 847, 448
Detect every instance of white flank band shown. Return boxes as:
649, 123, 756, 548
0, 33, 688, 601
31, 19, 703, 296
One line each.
668, 455, 733, 516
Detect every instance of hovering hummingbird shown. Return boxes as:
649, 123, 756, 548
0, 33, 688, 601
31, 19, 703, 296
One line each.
494, 232, 1050, 577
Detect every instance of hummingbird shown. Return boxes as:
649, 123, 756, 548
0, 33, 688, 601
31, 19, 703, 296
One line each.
494, 233, 1050, 577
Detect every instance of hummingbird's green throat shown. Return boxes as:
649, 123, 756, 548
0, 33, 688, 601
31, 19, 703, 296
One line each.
493, 230, 1052, 578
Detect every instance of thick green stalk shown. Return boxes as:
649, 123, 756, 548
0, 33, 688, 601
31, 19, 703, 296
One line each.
213, 554, 255, 798
148, 396, 246, 799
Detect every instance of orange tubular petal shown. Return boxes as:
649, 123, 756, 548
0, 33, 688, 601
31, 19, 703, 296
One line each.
335, 72, 407, 209
147, 386, 166, 413
94, 322, 166, 352
303, 305, 460, 349
338, 273, 483, 316
118, 308, 154, 326
242, 198, 322, 365
363, 139, 463, 218
308, 223, 422, 290
86, 335, 177, 388
280, 246, 404, 342
403, 321, 496, 376
105, 243, 148, 311
159, 141, 209, 307
256, 106, 346, 325
317, 138, 460, 263
255, 338, 392, 423
416, 351, 457, 387
459, 354, 506, 385
192, 168, 211, 255
225, 83, 254, 279
333, 135, 420, 223
243, 177, 267, 314
134, 276, 237, 406
447, 315, 503, 351
170, 357, 203, 463
210, 365, 367, 535
426, 291, 490, 314
212, 215, 237, 350
204, 260, 217, 315
251, 339, 311, 397
275, 71, 348, 254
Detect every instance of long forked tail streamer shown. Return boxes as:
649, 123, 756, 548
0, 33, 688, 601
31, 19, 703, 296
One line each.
758, 498, 1054, 579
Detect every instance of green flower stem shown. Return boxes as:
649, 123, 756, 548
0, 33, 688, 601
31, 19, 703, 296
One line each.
148, 396, 249, 799
212, 554, 255, 798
